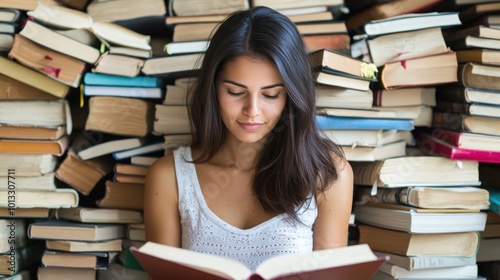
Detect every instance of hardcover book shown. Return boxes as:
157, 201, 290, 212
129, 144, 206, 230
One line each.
316, 115, 414, 131
130, 242, 387, 280
354, 204, 487, 233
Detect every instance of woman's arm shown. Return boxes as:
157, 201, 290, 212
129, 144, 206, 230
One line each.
143, 154, 182, 247
313, 157, 354, 250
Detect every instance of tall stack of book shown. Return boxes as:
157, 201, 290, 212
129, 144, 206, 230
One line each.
477, 163, 500, 279
412, 3, 500, 164
351, 155, 490, 279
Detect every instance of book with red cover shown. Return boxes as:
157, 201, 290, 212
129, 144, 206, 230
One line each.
415, 131, 500, 163
425, 128, 500, 152
130, 242, 387, 280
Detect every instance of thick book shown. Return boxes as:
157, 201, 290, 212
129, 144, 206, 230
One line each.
141, 53, 201, 80
355, 203, 487, 233
344, 0, 445, 31
374, 251, 476, 271
0, 56, 69, 98
28, 220, 126, 241
87, 0, 165, 22
0, 188, 79, 208
373, 87, 436, 107
0, 125, 66, 140
415, 131, 500, 163
0, 135, 70, 156
357, 185, 490, 210
169, 0, 247, 16
8, 34, 86, 88
0, 99, 70, 129
309, 48, 378, 81
313, 70, 373, 91
322, 129, 413, 147
379, 262, 478, 279
0, 73, 59, 100
433, 112, 500, 137
55, 151, 114, 196
350, 156, 480, 187
85, 96, 155, 137
55, 207, 143, 224
38, 266, 96, 280
341, 140, 407, 162
26, 2, 93, 30
436, 85, 500, 107
92, 53, 145, 77
131, 242, 387, 280
358, 224, 481, 256
458, 62, 500, 91
96, 181, 145, 210
0, 172, 56, 191
315, 86, 373, 109
456, 49, 500, 65
45, 239, 123, 253
0, 153, 57, 176
316, 115, 414, 131
19, 20, 100, 64
448, 35, 500, 51
362, 12, 461, 37
41, 250, 117, 270
379, 51, 458, 90
153, 104, 191, 134
0, 207, 50, 218
384, 23, 443, 62
295, 21, 348, 36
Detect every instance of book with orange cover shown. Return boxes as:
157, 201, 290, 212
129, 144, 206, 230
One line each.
130, 242, 386, 280
415, 131, 500, 163
0, 135, 70, 156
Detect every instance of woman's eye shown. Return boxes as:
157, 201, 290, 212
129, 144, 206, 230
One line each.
264, 94, 280, 100
228, 90, 243, 96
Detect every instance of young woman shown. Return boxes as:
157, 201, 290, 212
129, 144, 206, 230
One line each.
144, 6, 353, 271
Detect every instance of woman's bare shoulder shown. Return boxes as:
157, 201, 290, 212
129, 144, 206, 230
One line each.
146, 153, 176, 193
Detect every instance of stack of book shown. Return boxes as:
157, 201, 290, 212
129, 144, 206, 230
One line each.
312, 48, 414, 162
28, 208, 137, 280
0, 7, 22, 55
351, 155, 490, 279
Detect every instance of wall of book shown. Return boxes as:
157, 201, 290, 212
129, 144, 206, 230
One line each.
0, 0, 499, 279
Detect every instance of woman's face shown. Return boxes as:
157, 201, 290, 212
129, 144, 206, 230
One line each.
216, 55, 287, 144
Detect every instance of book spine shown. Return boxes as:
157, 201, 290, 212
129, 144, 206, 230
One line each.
411, 256, 476, 270
316, 115, 414, 130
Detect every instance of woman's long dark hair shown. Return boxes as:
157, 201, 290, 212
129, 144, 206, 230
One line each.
187, 6, 345, 220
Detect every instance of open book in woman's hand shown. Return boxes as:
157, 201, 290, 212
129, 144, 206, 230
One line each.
130, 242, 387, 280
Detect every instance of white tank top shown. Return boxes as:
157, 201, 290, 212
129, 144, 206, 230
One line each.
173, 146, 318, 271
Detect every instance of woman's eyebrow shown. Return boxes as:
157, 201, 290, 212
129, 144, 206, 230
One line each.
223, 80, 284, 89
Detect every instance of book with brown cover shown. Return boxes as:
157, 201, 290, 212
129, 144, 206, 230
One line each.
96, 181, 145, 210
130, 242, 387, 280
433, 112, 500, 137
55, 151, 114, 195
358, 224, 481, 256
302, 34, 350, 53
28, 220, 126, 241
8, 35, 87, 88
0, 135, 70, 156
456, 49, 500, 65
0, 74, 59, 100
458, 62, 500, 91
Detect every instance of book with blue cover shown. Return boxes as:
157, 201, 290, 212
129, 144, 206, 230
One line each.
316, 115, 414, 130
487, 188, 500, 215
84, 72, 161, 88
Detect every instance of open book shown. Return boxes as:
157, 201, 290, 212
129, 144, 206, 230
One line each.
130, 242, 387, 280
